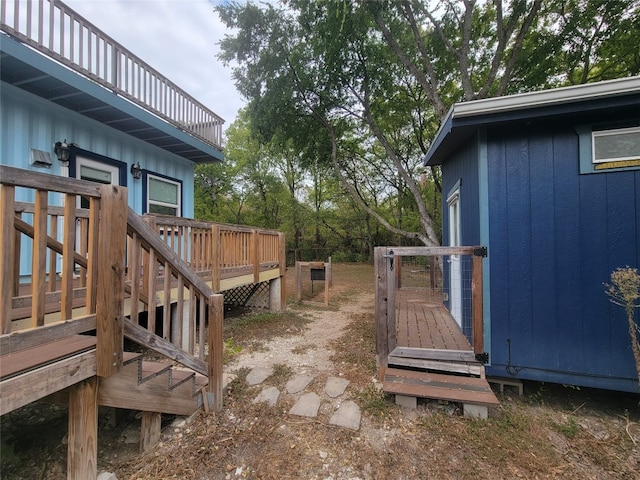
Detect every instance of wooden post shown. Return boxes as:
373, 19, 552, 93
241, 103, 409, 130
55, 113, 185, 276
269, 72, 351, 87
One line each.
140, 411, 162, 453
208, 293, 224, 412
251, 229, 259, 284
387, 252, 397, 354
67, 377, 98, 480
472, 254, 484, 356
374, 248, 389, 379
211, 225, 220, 292
0, 185, 15, 332
295, 261, 302, 302
279, 232, 286, 309
95, 185, 127, 378
323, 263, 329, 307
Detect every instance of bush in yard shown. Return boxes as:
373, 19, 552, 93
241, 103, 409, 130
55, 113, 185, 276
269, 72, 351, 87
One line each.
605, 267, 640, 391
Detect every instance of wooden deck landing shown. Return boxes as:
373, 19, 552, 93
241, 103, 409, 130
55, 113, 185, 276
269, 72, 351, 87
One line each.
395, 287, 471, 351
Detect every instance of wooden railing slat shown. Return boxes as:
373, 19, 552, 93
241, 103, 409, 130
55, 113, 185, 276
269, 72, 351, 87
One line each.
31, 189, 47, 327
61, 194, 76, 318
0, 185, 16, 331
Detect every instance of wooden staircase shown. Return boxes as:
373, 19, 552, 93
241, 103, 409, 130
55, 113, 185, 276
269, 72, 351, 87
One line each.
98, 352, 208, 416
0, 335, 208, 417
383, 348, 499, 418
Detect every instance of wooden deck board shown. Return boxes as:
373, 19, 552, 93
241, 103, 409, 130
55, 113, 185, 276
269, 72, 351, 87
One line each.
395, 288, 471, 351
0, 335, 96, 379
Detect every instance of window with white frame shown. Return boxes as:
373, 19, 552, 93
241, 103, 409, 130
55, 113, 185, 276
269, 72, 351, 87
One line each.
147, 174, 181, 216
592, 126, 640, 167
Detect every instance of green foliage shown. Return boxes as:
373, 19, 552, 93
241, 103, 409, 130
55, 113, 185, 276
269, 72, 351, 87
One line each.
209, 0, 640, 259
551, 416, 580, 439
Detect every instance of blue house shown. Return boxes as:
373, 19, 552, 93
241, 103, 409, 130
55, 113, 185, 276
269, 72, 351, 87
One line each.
424, 77, 640, 393
1, 0, 224, 217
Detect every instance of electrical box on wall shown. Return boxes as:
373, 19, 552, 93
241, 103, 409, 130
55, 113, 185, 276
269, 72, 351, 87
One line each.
30, 149, 52, 168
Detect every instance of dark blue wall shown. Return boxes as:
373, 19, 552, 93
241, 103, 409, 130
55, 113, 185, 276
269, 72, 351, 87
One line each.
442, 138, 481, 341
484, 124, 640, 392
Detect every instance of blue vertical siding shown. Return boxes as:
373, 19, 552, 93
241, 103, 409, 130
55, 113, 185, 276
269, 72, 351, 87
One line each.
442, 138, 480, 340
1, 82, 196, 217
485, 123, 639, 392
1, 82, 197, 280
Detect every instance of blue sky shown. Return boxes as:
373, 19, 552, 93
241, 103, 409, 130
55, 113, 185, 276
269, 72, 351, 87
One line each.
65, 0, 244, 133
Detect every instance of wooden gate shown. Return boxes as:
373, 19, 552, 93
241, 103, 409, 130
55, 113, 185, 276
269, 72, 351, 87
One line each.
374, 246, 487, 376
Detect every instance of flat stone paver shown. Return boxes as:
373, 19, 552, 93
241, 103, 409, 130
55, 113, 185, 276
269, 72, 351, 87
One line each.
329, 401, 361, 431
286, 374, 314, 394
324, 377, 350, 398
253, 386, 280, 407
289, 392, 321, 417
246, 366, 273, 386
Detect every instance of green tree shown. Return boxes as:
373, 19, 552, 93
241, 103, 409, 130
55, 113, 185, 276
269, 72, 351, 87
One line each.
215, 0, 639, 249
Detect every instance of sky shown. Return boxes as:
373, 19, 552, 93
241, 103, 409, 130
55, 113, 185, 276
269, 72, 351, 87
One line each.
65, 0, 245, 134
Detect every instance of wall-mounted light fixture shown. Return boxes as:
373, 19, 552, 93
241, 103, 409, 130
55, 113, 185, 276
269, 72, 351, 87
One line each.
130, 162, 143, 179
54, 140, 75, 165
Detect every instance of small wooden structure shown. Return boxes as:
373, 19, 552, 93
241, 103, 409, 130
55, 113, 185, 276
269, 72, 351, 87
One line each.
375, 246, 498, 418
0, 165, 286, 478
295, 261, 332, 307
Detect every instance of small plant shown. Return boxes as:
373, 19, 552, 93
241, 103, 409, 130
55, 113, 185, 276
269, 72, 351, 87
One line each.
605, 267, 640, 391
356, 384, 394, 417
551, 416, 580, 439
223, 338, 242, 364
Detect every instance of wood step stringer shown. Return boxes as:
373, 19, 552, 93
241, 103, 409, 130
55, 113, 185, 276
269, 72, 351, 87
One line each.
97, 363, 202, 416
383, 367, 499, 407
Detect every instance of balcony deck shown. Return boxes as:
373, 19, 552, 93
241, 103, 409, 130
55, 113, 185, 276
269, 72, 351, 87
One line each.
1, 0, 224, 162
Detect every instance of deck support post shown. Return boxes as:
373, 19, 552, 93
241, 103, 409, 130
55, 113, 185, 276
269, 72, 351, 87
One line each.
208, 294, 224, 412
67, 377, 98, 480
269, 277, 283, 312
140, 411, 162, 453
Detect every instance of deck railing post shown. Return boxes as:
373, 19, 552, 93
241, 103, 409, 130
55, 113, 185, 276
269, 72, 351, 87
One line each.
374, 247, 389, 379
471, 254, 484, 356
211, 225, 220, 292
208, 293, 224, 411
251, 229, 259, 284
95, 184, 127, 378
279, 232, 286, 309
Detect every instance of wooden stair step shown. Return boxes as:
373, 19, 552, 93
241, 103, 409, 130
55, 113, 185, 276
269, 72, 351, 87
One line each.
0, 335, 96, 379
169, 367, 196, 391
140, 361, 172, 383
383, 367, 499, 406
123, 351, 143, 365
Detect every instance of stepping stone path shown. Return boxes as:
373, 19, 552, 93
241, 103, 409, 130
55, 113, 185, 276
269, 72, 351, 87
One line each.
252, 386, 280, 407
245, 366, 273, 386
289, 392, 321, 417
248, 367, 362, 431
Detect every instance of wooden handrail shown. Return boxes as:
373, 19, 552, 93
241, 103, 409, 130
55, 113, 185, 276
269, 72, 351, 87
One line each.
1, 165, 225, 413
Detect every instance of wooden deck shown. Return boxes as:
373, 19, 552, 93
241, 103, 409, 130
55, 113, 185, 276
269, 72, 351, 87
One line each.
395, 287, 471, 351
375, 247, 497, 416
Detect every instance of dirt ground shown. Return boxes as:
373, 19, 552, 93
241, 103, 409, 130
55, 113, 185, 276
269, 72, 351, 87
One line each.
2, 263, 640, 479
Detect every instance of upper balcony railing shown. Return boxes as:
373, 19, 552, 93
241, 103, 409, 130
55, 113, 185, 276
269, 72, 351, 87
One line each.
0, 0, 224, 149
